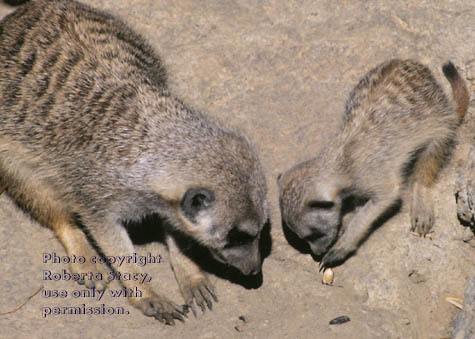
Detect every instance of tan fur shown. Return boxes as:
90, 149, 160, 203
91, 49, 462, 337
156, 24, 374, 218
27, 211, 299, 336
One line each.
449, 74, 470, 124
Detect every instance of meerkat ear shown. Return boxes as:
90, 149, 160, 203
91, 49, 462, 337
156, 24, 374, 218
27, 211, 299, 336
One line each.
180, 188, 215, 221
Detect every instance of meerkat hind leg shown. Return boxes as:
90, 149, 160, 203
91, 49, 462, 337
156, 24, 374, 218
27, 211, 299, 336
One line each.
0, 162, 108, 289
53, 216, 109, 290
410, 140, 449, 235
410, 182, 434, 236
166, 235, 218, 317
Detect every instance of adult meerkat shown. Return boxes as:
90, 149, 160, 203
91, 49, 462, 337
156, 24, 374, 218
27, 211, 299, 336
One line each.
278, 59, 469, 269
0, 0, 268, 324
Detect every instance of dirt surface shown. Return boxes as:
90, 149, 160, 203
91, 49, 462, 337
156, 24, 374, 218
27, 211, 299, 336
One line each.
0, 1, 474, 338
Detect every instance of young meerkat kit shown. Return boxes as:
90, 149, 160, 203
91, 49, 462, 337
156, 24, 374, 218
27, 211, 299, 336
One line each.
278, 59, 469, 269
0, 0, 268, 324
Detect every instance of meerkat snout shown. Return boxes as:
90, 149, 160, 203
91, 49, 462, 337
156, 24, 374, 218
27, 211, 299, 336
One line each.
205, 204, 264, 275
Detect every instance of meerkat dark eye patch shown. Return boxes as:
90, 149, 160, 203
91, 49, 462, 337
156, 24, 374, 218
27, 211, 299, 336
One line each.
307, 200, 334, 210
303, 228, 326, 242
181, 188, 215, 220
225, 228, 255, 248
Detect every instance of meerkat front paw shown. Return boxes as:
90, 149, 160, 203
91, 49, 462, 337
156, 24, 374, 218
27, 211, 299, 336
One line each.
410, 184, 435, 236
166, 235, 218, 316
319, 246, 351, 270
130, 293, 188, 325
176, 273, 218, 317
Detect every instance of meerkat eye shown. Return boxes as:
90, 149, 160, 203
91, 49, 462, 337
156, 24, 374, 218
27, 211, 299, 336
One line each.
181, 188, 215, 220
191, 193, 210, 208
307, 200, 334, 210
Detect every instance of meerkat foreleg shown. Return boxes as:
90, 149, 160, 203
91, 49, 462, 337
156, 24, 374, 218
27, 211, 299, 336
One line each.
53, 218, 109, 290
166, 235, 218, 317
320, 189, 400, 269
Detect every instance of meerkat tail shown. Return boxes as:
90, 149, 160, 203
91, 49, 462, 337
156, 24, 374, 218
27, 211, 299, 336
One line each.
442, 61, 470, 124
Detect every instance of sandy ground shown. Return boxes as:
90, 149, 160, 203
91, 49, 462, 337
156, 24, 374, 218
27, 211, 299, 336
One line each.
0, 1, 474, 338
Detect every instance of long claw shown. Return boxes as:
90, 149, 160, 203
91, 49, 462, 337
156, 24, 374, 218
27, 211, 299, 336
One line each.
197, 298, 206, 313
187, 302, 197, 318
206, 285, 218, 302
319, 262, 325, 272
199, 287, 213, 310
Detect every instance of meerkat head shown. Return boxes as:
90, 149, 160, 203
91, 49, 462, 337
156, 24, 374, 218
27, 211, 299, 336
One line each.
180, 184, 266, 275
278, 159, 346, 257
156, 133, 268, 276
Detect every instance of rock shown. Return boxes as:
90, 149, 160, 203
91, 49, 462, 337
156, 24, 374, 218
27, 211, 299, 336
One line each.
451, 276, 475, 339
456, 144, 475, 229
